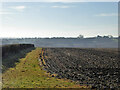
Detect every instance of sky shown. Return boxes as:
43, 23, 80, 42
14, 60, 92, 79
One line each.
0, 2, 118, 38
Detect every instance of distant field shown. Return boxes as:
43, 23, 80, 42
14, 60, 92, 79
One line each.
2, 38, 118, 48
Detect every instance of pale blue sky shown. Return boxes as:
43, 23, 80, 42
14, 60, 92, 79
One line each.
1, 2, 118, 38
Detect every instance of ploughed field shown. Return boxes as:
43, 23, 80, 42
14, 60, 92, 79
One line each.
41, 48, 119, 88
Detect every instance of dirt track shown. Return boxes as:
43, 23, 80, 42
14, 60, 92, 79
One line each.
41, 48, 119, 88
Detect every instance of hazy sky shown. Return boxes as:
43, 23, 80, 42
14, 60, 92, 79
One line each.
0, 2, 118, 38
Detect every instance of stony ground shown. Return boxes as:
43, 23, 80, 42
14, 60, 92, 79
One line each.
42, 48, 119, 88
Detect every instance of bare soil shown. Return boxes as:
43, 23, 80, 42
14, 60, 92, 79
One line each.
42, 48, 119, 88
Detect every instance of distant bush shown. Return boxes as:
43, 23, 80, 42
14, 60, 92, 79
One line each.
2, 44, 34, 58
2, 44, 35, 72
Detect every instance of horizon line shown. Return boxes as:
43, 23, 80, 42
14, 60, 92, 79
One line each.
0, 36, 119, 39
